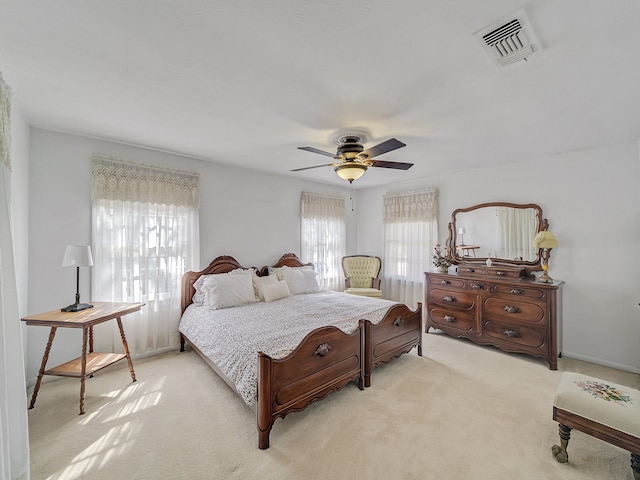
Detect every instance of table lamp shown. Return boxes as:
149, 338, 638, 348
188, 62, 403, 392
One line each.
532, 231, 558, 284
458, 227, 465, 245
61, 245, 94, 312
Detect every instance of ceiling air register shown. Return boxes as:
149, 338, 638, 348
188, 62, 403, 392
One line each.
473, 8, 542, 67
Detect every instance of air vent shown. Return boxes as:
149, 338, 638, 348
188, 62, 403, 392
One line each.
473, 8, 541, 67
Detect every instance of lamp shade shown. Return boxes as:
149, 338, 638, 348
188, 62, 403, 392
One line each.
62, 245, 93, 267
335, 163, 367, 182
458, 227, 465, 235
532, 231, 558, 249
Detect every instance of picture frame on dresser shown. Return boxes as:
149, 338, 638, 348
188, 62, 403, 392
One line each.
425, 202, 563, 370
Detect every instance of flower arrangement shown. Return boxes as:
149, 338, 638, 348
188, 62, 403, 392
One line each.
432, 244, 453, 270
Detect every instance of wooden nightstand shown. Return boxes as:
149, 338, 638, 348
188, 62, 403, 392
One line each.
22, 302, 144, 414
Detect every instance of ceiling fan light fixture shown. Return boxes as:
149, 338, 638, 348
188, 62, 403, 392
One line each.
335, 163, 367, 183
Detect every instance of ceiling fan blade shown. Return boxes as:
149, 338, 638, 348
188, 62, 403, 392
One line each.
361, 138, 406, 159
291, 163, 335, 172
369, 160, 414, 170
298, 146, 336, 158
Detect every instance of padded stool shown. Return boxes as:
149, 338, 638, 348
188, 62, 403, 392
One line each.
552, 372, 640, 479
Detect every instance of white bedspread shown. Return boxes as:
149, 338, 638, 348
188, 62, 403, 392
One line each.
178, 291, 399, 406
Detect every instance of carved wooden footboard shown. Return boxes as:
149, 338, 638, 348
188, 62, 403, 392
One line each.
363, 303, 422, 387
257, 324, 365, 449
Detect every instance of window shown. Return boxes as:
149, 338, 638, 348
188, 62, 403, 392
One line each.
383, 189, 438, 308
91, 157, 199, 356
300, 192, 346, 291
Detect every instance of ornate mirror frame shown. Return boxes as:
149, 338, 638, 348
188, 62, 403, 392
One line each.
446, 202, 548, 276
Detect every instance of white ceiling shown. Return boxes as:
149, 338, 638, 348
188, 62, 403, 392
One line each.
1, 1, 639, 188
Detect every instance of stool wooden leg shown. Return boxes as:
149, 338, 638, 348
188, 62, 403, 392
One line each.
552, 423, 571, 464
631, 453, 640, 480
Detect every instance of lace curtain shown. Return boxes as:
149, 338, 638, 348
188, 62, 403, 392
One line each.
497, 207, 537, 260
0, 72, 30, 480
383, 188, 439, 309
91, 157, 200, 357
300, 192, 346, 291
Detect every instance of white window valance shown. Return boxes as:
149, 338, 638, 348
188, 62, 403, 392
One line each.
301, 191, 346, 219
91, 156, 200, 208
0, 72, 11, 170
383, 188, 438, 223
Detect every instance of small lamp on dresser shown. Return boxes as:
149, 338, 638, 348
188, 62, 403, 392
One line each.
532, 231, 558, 284
61, 245, 94, 312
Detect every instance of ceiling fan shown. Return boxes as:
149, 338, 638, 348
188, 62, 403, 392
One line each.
292, 134, 413, 183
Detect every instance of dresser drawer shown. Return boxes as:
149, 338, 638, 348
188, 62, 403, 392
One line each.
428, 288, 475, 309
482, 320, 546, 350
456, 265, 523, 279
427, 275, 466, 290
428, 307, 475, 334
491, 284, 545, 300
482, 297, 546, 325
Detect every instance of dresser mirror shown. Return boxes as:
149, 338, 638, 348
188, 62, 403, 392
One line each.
446, 202, 546, 270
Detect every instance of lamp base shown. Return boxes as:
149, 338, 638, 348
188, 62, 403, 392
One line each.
61, 302, 94, 312
537, 272, 554, 284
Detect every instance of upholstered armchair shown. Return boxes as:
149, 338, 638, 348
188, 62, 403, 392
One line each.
341, 255, 382, 298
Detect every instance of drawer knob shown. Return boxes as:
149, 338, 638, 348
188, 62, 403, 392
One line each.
503, 329, 521, 338
440, 280, 451, 285
503, 305, 520, 314
471, 283, 484, 289
393, 316, 404, 327
444, 315, 456, 323
510, 288, 524, 295
313, 342, 332, 357
443, 295, 456, 303
496, 271, 506, 276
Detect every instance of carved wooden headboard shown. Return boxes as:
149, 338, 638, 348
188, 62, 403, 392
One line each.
181, 255, 255, 314
259, 252, 314, 276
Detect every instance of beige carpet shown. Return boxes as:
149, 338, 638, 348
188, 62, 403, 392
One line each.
28, 333, 639, 480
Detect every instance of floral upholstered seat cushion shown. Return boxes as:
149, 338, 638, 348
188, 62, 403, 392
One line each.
554, 372, 639, 438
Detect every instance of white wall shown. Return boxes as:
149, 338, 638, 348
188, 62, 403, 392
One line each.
25, 128, 353, 383
356, 141, 640, 374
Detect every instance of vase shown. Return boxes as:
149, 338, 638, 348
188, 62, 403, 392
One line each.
436, 266, 448, 273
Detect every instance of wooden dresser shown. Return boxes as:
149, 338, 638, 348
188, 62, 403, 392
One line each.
425, 270, 563, 369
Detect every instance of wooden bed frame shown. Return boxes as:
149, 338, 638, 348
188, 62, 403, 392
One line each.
179, 253, 422, 449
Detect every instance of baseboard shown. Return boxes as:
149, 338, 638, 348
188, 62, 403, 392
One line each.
561, 350, 640, 375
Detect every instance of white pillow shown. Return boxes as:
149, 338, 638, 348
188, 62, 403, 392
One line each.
262, 280, 291, 303
253, 274, 278, 301
268, 267, 285, 280
281, 266, 320, 295
192, 274, 213, 306
269, 265, 312, 281
204, 270, 257, 309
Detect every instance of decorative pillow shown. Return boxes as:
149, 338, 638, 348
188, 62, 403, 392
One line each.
269, 265, 312, 281
192, 274, 213, 306
203, 270, 257, 310
281, 266, 320, 295
262, 280, 291, 303
268, 266, 285, 280
253, 274, 278, 301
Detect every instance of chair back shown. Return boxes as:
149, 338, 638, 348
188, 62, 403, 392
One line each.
342, 255, 381, 289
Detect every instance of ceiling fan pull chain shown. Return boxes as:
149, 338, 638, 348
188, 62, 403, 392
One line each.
349, 182, 354, 211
